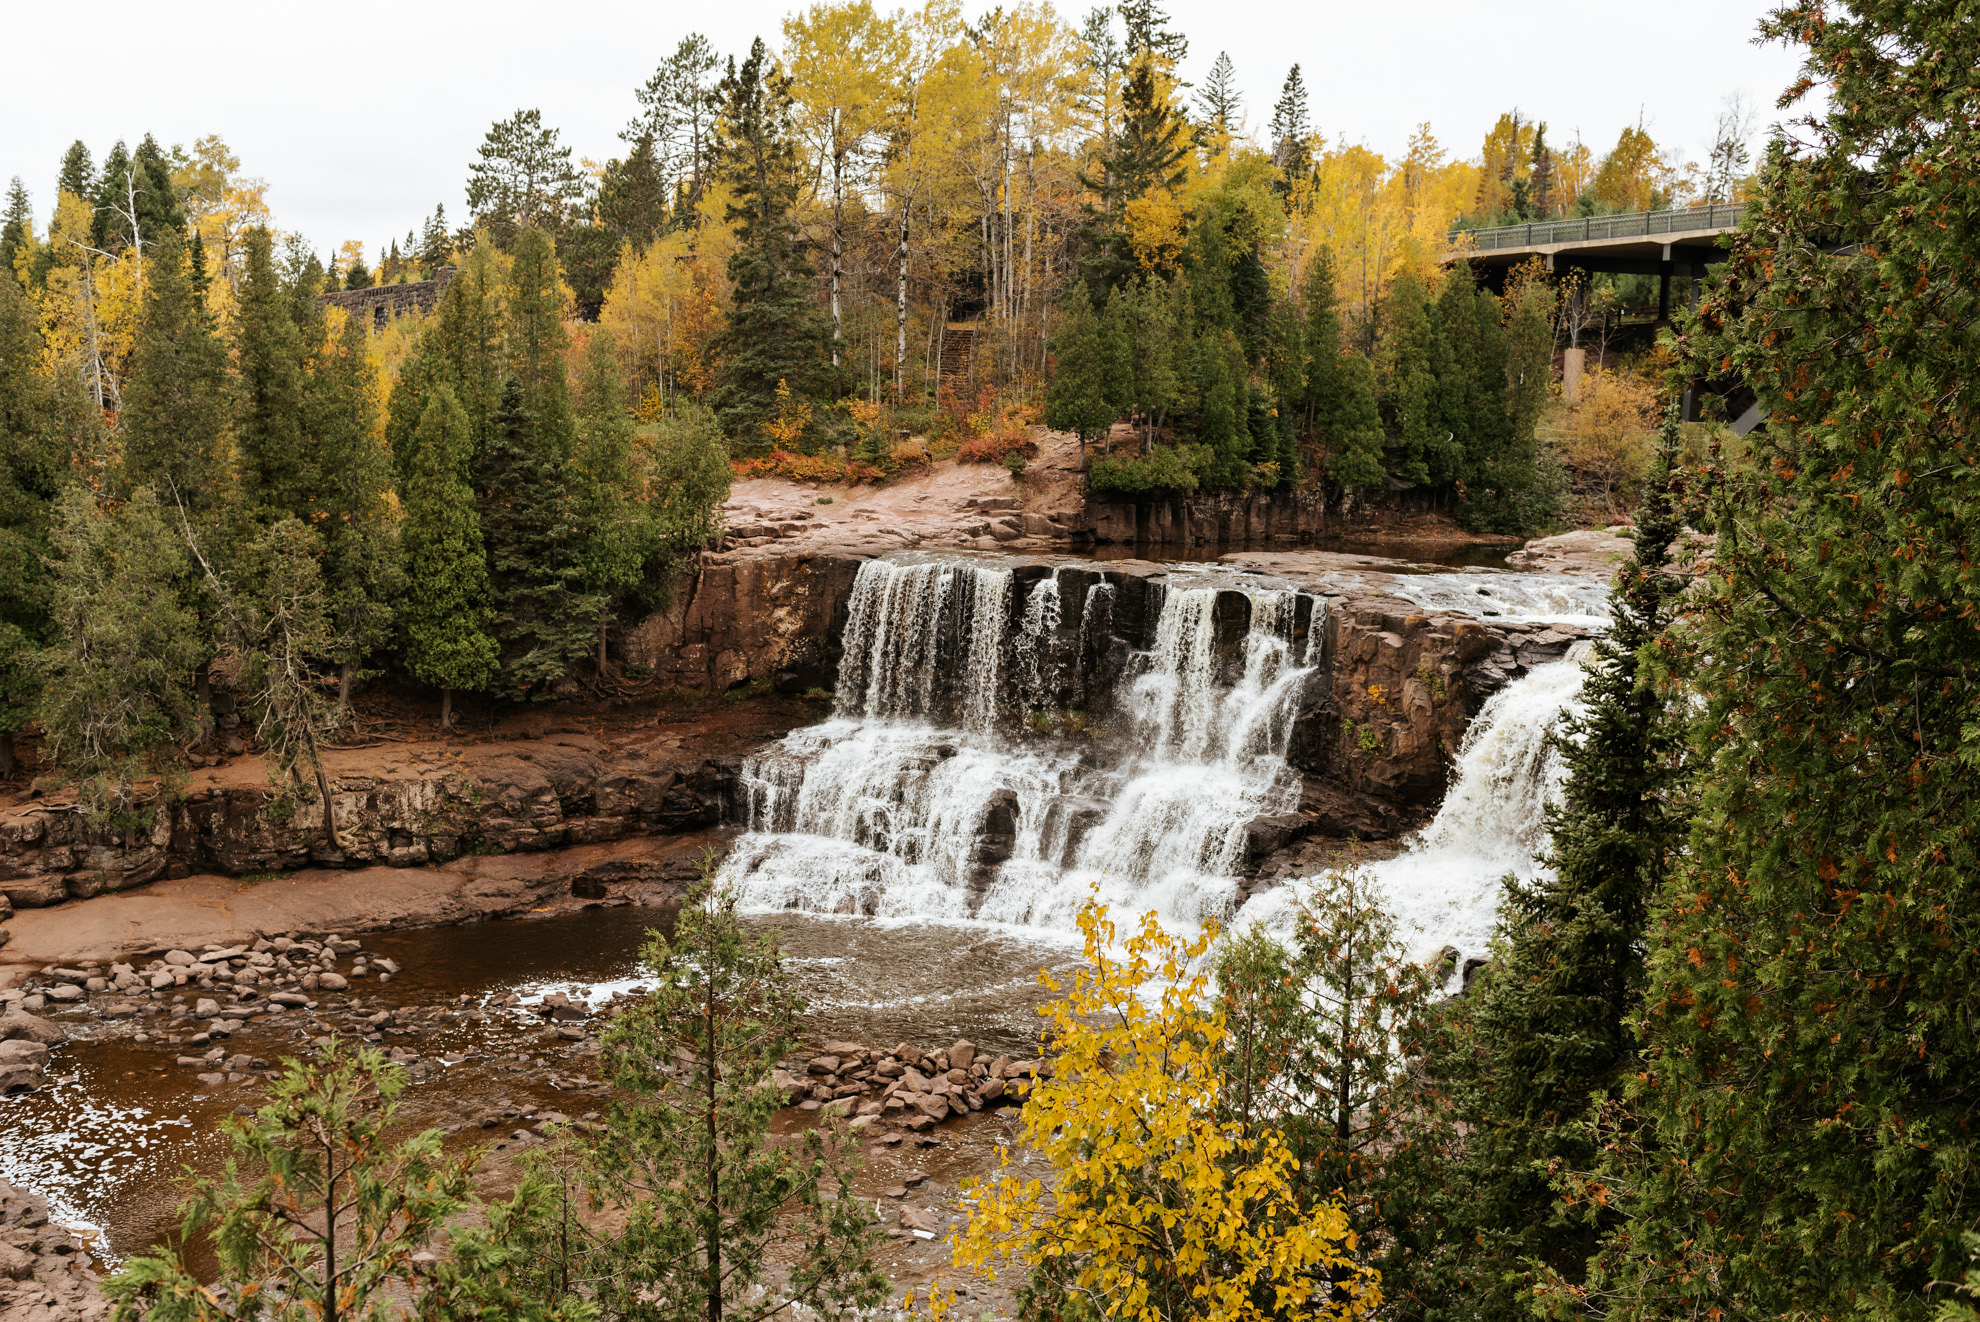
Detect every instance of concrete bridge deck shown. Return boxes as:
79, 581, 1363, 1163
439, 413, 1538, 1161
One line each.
1444, 203, 1746, 278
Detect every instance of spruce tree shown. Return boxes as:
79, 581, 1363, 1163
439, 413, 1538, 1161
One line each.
1378, 271, 1455, 487
90, 141, 132, 252
1044, 287, 1123, 455
1430, 414, 1688, 1316
308, 310, 401, 703
711, 39, 826, 441
343, 248, 372, 290
401, 386, 495, 731
234, 226, 311, 520
0, 272, 76, 777
129, 135, 184, 241
571, 328, 652, 672
417, 204, 452, 274
120, 231, 233, 518
1299, 250, 1384, 487
506, 226, 575, 459
476, 380, 601, 696
429, 243, 505, 444
1, 179, 32, 283
1269, 65, 1313, 180
1193, 52, 1241, 139
1588, 6, 1980, 1315
55, 141, 92, 205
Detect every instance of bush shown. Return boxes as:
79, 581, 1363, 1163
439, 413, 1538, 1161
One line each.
1003, 450, 1028, 479
1087, 444, 1210, 498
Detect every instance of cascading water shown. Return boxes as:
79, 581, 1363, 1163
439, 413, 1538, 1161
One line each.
1374, 571, 1609, 626
1238, 644, 1591, 964
722, 557, 1322, 937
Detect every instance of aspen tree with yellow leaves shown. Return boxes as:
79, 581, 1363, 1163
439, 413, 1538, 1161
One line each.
932, 903, 1377, 1322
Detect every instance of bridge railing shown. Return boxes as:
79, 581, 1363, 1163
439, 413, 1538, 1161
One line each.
1448, 203, 1746, 252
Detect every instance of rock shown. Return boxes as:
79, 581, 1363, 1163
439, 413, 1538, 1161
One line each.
317, 973, 349, 991
900, 1206, 943, 1233
948, 1040, 976, 1071
164, 950, 196, 966
0, 1011, 65, 1044
0, 1040, 50, 1070
196, 1072, 227, 1086
194, 998, 222, 1018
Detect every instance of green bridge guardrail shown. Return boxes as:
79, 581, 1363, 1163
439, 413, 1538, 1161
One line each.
1449, 203, 1746, 252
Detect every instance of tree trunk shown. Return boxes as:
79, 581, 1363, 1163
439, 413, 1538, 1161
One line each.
895, 202, 911, 401
338, 661, 352, 708
195, 663, 214, 743
830, 112, 844, 373
440, 688, 453, 733
0, 732, 15, 782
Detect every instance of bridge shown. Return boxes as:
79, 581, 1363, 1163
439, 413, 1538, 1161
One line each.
1445, 204, 1761, 431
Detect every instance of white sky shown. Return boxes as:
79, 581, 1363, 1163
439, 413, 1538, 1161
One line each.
0, 0, 1811, 259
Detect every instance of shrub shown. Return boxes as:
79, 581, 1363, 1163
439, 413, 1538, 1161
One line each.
1003, 450, 1028, 479
1087, 443, 1210, 498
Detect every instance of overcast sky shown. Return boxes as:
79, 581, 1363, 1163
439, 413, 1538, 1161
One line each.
0, 0, 1811, 259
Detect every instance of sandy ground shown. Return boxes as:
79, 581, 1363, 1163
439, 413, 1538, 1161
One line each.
721, 428, 1088, 558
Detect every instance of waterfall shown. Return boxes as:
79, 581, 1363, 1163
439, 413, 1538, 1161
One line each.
1238, 646, 1590, 964
723, 559, 1321, 937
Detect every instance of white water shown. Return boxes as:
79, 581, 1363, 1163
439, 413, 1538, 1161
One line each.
1376, 570, 1609, 627
724, 558, 1320, 939
724, 554, 1595, 964
1239, 647, 1589, 963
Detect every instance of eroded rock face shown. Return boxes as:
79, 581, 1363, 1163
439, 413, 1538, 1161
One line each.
620, 552, 866, 692
0, 740, 743, 909
0, 1179, 106, 1322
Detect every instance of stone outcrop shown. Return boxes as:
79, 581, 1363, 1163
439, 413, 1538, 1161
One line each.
1082, 485, 1458, 548
0, 735, 742, 910
621, 551, 866, 692
0, 1180, 105, 1322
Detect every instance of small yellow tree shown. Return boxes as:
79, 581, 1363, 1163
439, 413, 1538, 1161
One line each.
936, 903, 1378, 1322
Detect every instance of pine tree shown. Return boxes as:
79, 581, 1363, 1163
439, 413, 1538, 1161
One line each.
1431, 415, 1688, 1316
1458, 282, 1557, 533
1, 179, 32, 283
597, 132, 672, 249
1589, 6, 1980, 1315
476, 380, 601, 696
129, 135, 185, 241
1193, 51, 1241, 139
342, 247, 372, 290
645, 404, 731, 582
465, 108, 587, 244
234, 226, 311, 520
496, 877, 888, 1322
571, 328, 652, 672
1269, 65, 1313, 180
711, 39, 826, 441
429, 243, 507, 445
417, 204, 452, 274
120, 231, 233, 518
90, 141, 132, 252
308, 309, 401, 704
1378, 271, 1452, 487
401, 386, 495, 731
1118, 0, 1187, 63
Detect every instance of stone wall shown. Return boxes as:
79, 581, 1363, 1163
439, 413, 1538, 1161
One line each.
1082, 485, 1452, 547
317, 266, 456, 328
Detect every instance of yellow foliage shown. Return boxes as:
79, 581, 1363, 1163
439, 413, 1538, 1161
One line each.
1123, 190, 1188, 272
1551, 365, 1660, 521
932, 903, 1377, 1322
599, 232, 727, 403
763, 380, 814, 449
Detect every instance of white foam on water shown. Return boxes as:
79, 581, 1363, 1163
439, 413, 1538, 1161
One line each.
1377, 571, 1610, 627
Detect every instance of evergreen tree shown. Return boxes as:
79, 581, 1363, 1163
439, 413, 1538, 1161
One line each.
384, 336, 461, 488
308, 310, 401, 704
476, 380, 600, 696
319, 254, 340, 294
1, 179, 32, 283
417, 204, 452, 274
104, 1043, 573, 1322
429, 243, 507, 445
1378, 271, 1455, 487
1119, 0, 1187, 62
129, 135, 184, 241
234, 226, 311, 520
465, 108, 586, 244
1044, 287, 1124, 455
1120, 276, 1181, 451
497, 878, 888, 1322
0, 272, 78, 777
711, 38, 826, 441
1458, 282, 1557, 533
571, 328, 652, 672
598, 132, 672, 249
506, 226, 575, 458
55, 141, 92, 204
645, 404, 732, 583
1269, 65, 1313, 180
342, 247, 372, 290
401, 386, 495, 731
120, 231, 233, 518
1430, 416, 1688, 1315
1589, 6, 1980, 1315
1298, 251, 1384, 487
89, 141, 132, 252
1193, 51, 1241, 139
38, 487, 204, 821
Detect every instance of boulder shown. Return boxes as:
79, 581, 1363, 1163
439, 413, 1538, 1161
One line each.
0, 1011, 65, 1044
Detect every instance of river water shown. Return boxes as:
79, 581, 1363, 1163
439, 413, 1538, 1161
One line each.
1, 545, 1602, 1264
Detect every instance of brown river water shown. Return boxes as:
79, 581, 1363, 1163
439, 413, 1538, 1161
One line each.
0, 906, 1083, 1268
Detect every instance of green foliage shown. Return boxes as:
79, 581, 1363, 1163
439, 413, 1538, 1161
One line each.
401, 386, 497, 713
573, 328, 654, 659
1088, 443, 1208, 497
475, 379, 601, 696
496, 877, 888, 1322
1043, 286, 1122, 446
235, 226, 311, 520
712, 39, 826, 441
0, 270, 78, 770
1430, 415, 1688, 1314
121, 231, 233, 516
104, 1041, 574, 1322
1582, 7, 1980, 1315
644, 403, 731, 589
38, 487, 204, 820
466, 108, 587, 244
507, 226, 575, 458
308, 310, 401, 690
